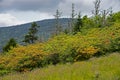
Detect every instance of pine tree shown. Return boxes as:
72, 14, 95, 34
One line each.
3, 38, 17, 52
73, 12, 82, 34
23, 22, 40, 44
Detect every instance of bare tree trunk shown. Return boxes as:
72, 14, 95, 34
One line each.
54, 9, 62, 35
70, 3, 76, 33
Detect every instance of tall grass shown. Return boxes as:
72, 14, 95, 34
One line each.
1, 53, 120, 80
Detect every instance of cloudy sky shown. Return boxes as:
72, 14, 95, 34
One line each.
0, 0, 120, 27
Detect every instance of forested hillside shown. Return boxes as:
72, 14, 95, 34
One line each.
0, 18, 69, 52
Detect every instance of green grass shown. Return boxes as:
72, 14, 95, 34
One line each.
0, 53, 120, 80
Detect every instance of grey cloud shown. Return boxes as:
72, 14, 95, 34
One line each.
58, 0, 120, 16
0, 0, 63, 12
0, 0, 120, 15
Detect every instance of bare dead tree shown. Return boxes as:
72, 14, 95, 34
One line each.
92, 0, 101, 27
108, 7, 113, 22
92, 0, 113, 27
54, 9, 62, 35
71, 3, 76, 20
70, 3, 77, 33
101, 7, 113, 27
101, 10, 109, 26
92, 0, 101, 16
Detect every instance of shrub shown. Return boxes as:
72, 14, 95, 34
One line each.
110, 37, 120, 52
0, 69, 9, 76
3, 38, 17, 53
0, 44, 48, 72
44, 53, 60, 65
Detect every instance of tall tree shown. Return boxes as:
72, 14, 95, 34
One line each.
92, 0, 101, 27
73, 12, 82, 34
101, 9, 110, 27
3, 38, 17, 52
109, 7, 113, 21
54, 9, 62, 35
92, 0, 101, 16
70, 3, 76, 33
92, 0, 112, 27
23, 22, 40, 44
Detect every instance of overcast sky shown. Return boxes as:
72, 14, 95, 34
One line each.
0, 0, 120, 27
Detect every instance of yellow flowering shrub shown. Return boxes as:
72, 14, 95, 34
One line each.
44, 23, 120, 61
0, 43, 48, 72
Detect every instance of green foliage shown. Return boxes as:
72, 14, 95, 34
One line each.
3, 38, 17, 53
73, 13, 83, 34
110, 37, 120, 52
111, 11, 120, 22
23, 22, 40, 44
93, 15, 103, 27
44, 53, 60, 65
0, 70, 9, 76
63, 28, 69, 34
82, 15, 95, 29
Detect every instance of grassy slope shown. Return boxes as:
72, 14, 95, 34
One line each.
0, 53, 120, 80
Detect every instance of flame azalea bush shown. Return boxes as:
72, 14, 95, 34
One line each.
0, 44, 48, 72
0, 23, 120, 75
44, 34, 76, 63
44, 23, 120, 62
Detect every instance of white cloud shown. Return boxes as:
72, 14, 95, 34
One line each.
0, 13, 25, 27
9, 11, 54, 23
39, 12, 54, 20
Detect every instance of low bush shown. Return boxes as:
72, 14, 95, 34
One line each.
0, 44, 48, 72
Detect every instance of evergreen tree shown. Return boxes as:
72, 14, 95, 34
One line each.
64, 28, 69, 34
23, 22, 40, 44
82, 15, 94, 29
73, 13, 82, 34
3, 38, 17, 52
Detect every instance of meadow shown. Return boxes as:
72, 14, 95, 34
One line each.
0, 53, 120, 80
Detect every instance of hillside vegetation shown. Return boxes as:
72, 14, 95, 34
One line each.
0, 53, 120, 80
0, 2, 120, 77
0, 18, 69, 51
0, 21, 120, 76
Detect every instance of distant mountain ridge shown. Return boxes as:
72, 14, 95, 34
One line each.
0, 18, 70, 52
